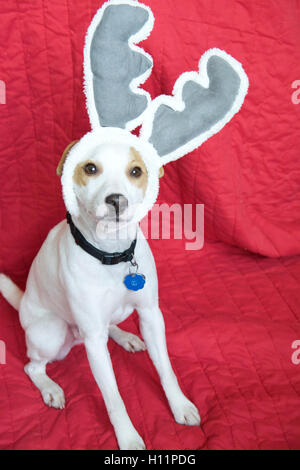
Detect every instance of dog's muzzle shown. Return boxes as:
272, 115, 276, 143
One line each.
105, 193, 128, 219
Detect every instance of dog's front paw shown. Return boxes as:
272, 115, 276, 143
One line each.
41, 384, 65, 410
117, 429, 146, 450
171, 396, 200, 426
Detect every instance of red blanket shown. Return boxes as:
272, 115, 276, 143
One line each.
1, 0, 300, 450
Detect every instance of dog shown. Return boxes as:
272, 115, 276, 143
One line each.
0, 0, 248, 450
0, 140, 200, 450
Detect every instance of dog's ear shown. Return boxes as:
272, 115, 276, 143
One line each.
56, 140, 79, 177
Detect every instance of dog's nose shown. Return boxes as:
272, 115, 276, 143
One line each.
105, 193, 128, 215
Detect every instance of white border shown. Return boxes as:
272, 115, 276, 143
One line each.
83, 0, 154, 132
140, 48, 249, 165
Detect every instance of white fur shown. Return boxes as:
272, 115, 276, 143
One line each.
0, 142, 200, 450
0, 274, 23, 310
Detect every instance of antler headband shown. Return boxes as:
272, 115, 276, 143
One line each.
61, 0, 249, 221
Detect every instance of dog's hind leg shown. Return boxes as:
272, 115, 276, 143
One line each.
24, 314, 69, 409
109, 325, 146, 353
24, 360, 65, 409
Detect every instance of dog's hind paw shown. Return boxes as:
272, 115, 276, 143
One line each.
41, 384, 65, 410
123, 333, 146, 353
113, 329, 146, 353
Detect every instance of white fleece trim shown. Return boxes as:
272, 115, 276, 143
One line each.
61, 128, 161, 222
140, 48, 249, 165
83, 0, 154, 132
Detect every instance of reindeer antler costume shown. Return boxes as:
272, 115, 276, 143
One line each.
61, 0, 248, 222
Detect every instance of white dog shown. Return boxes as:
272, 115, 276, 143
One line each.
0, 0, 248, 450
0, 139, 200, 450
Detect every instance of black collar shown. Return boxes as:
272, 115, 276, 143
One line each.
66, 212, 136, 265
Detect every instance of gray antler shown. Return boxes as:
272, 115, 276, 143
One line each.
140, 48, 249, 164
84, 0, 154, 131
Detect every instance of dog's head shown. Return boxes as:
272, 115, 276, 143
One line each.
57, 129, 163, 225
57, 0, 248, 226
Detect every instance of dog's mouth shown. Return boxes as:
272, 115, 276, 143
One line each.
101, 214, 128, 224
95, 199, 140, 225
93, 204, 133, 225
95, 211, 135, 238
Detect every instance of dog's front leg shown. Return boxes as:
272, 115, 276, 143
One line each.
84, 333, 145, 450
138, 306, 200, 426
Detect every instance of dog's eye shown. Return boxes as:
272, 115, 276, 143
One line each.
129, 166, 142, 178
83, 163, 98, 175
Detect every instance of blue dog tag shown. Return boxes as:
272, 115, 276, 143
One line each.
124, 273, 146, 291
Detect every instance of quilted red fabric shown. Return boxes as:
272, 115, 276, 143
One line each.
1, 0, 300, 450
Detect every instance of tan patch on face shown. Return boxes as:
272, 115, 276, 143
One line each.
73, 160, 103, 187
127, 147, 148, 195
56, 140, 79, 177
159, 166, 164, 178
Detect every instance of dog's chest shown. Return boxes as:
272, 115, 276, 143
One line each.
87, 263, 142, 325
109, 302, 135, 325
64, 230, 153, 325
